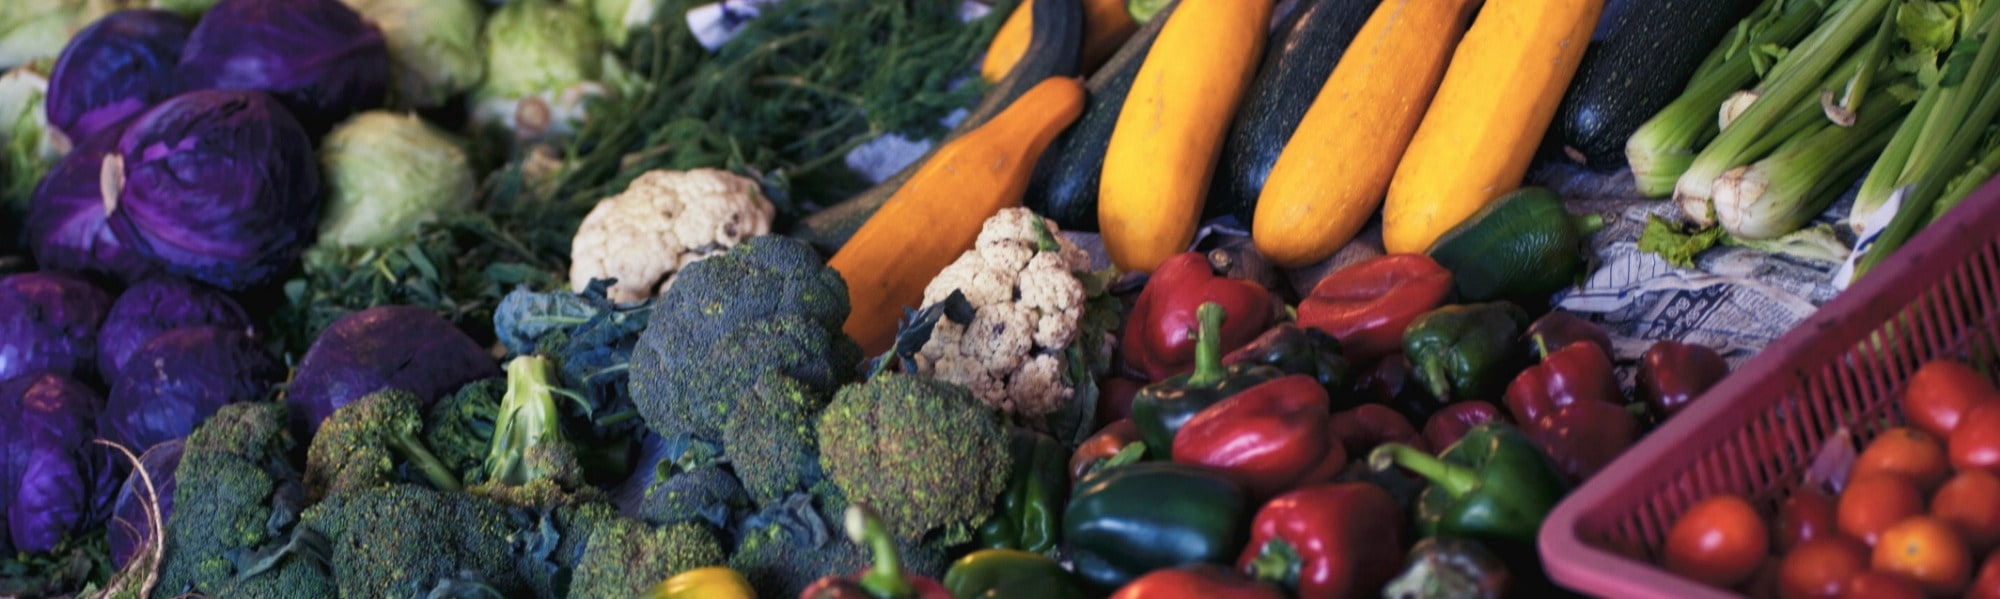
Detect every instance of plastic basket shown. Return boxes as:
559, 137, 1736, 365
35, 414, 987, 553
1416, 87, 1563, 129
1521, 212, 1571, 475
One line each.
1538, 174, 2000, 599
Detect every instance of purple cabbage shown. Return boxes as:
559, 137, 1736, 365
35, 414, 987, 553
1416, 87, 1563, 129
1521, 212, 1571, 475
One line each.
26, 119, 159, 284
108, 438, 180, 569
3, 373, 116, 554
0, 272, 114, 383
173, 0, 389, 134
102, 326, 284, 451
46, 10, 191, 146
287, 305, 498, 437
103, 89, 322, 291
97, 276, 252, 382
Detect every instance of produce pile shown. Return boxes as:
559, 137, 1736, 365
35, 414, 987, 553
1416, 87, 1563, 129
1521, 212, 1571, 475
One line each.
0, 0, 1993, 598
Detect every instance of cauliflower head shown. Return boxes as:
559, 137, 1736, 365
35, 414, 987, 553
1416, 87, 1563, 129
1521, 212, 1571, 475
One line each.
569, 168, 775, 304
914, 207, 1092, 417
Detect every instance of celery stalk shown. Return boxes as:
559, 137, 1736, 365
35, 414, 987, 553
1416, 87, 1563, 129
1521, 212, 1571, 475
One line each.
1825, 5, 1901, 125
1626, 0, 1830, 197
1674, 0, 1895, 205
1927, 134, 2000, 224
1714, 89, 1909, 239
1849, 89, 1942, 229
1682, 44, 1880, 225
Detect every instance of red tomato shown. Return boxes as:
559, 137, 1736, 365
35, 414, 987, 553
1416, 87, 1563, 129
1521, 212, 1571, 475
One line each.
1836, 474, 1925, 546
1775, 486, 1840, 553
1838, 572, 1925, 599
1931, 469, 2000, 551
1664, 495, 1770, 588
1950, 402, 2000, 473
1902, 359, 1999, 438
1967, 551, 2000, 599
1870, 516, 1970, 595
1777, 536, 1870, 599
1851, 428, 1950, 491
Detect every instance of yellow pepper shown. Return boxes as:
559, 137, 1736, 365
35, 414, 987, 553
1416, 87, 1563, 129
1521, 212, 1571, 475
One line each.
645, 566, 757, 599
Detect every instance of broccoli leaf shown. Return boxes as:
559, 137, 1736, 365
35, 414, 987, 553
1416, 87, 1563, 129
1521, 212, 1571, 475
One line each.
1637, 215, 1726, 269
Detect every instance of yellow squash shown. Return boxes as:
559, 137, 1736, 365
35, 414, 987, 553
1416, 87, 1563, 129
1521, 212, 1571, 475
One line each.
1381, 0, 1603, 255
1253, 0, 1480, 267
831, 77, 1086, 353
1096, 0, 1273, 273
981, 0, 1138, 82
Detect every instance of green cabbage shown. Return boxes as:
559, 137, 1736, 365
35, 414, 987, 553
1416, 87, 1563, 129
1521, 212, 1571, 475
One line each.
0, 0, 140, 69
591, 0, 658, 48
472, 0, 608, 142
316, 111, 477, 248
342, 0, 487, 109
148, 0, 218, 18
0, 62, 59, 216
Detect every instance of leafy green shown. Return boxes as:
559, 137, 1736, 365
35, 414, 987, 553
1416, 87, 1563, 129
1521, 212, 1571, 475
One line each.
1639, 215, 1727, 269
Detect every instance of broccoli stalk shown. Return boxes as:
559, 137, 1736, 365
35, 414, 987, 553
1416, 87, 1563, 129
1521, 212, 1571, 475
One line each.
304, 390, 463, 500
486, 355, 588, 487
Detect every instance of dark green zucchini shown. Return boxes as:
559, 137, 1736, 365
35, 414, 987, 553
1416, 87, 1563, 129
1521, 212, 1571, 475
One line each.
1552, 0, 1755, 171
793, 0, 1082, 255
1021, 0, 1178, 231
1211, 0, 1378, 227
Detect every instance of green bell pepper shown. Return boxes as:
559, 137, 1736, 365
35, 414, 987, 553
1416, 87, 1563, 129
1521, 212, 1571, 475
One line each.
1368, 422, 1567, 545
1131, 302, 1284, 459
1426, 187, 1605, 303
976, 428, 1070, 555
942, 549, 1087, 599
1064, 461, 1250, 591
1402, 302, 1530, 400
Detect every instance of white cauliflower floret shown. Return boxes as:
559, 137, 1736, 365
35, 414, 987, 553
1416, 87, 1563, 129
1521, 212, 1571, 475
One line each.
914, 208, 1094, 417
568, 168, 774, 304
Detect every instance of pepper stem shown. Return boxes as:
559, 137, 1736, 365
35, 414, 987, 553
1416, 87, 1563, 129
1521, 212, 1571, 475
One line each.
1532, 336, 1552, 362
1186, 302, 1229, 388
1419, 359, 1451, 400
847, 506, 913, 599
1574, 213, 1608, 236
1370, 443, 1481, 499
1246, 537, 1303, 589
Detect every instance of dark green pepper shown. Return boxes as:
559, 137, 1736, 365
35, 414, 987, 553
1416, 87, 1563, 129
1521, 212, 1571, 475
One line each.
1402, 302, 1530, 400
1222, 323, 1355, 405
1368, 422, 1567, 545
1425, 187, 1605, 304
1064, 461, 1250, 592
976, 428, 1070, 555
1382, 537, 1513, 599
942, 549, 1088, 599
1131, 302, 1284, 459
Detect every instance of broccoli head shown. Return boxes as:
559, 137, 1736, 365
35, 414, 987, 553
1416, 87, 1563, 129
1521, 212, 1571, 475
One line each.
158, 402, 329, 597
304, 389, 463, 501
632, 464, 752, 529
817, 373, 1009, 544
426, 377, 504, 484
727, 493, 947, 599
630, 235, 858, 442
726, 373, 830, 507
555, 503, 725, 598
302, 483, 547, 598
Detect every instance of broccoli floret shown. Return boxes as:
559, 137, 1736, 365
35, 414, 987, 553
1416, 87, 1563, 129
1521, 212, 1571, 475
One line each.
426, 377, 504, 483
632, 464, 752, 528
726, 374, 829, 507
158, 402, 327, 597
630, 236, 857, 442
817, 373, 1009, 544
485, 356, 587, 488
302, 484, 547, 598
208, 555, 337, 598
727, 493, 947, 599
556, 503, 725, 598
304, 389, 463, 501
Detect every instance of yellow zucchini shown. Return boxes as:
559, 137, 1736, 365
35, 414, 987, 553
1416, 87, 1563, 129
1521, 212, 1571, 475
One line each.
981, 0, 1137, 83
1097, 0, 1273, 273
1252, 0, 1479, 267
1381, 0, 1603, 255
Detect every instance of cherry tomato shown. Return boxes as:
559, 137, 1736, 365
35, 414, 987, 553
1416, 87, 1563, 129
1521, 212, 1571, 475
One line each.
1950, 402, 2000, 473
1871, 516, 1970, 595
1836, 474, 1925, 546
1838, 572, 1924, 599
1902, 359, 1999, 438
1966, 551, 2000, 599
1850, 428, 1950, 491
1931, 469, 2000, 551
1664, 495, 1770, 588
1775, 486, 1840, 553
1777, 536, 1869, 599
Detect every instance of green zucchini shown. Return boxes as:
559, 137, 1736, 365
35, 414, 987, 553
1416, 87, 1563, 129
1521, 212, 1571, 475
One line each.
1552, 0, 1754, 170
792, 0, 1082, 255
1211, 0, 1377, 226
1021, 0, 1177, 231
1426, 187, 1605, 304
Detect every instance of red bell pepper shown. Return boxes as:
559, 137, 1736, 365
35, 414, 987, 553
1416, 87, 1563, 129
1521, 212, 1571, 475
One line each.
800, 506, 951, 599
1124, 252, 1277, 381
1330, 404, 1426, 458
1298, 255, 1454, 361
1502, 341, 1621, 429
1099, 376, 1145, 428
1423, 402, 1506, 452
1238, 482, 1407, 599
1522, 311, 1612, 359
1526, 401, 1641, 484
1172, 374, 1345, 500
1109, 564, 1286, 599
1635, 340, 1729, 420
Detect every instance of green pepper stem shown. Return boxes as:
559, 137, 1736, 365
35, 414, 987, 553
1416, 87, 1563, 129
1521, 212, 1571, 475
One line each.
1186, 302, 1229, 388
1419, 359, 1451, 400
1370, 443, 1480, 499
848, 506, 914, 599
1532, 336, 1551, 363
1574, 213, 1608, 236
1246, 537, 1303, 589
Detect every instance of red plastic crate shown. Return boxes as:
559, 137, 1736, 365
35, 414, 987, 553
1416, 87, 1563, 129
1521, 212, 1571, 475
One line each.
1539, 174, 2000, 599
